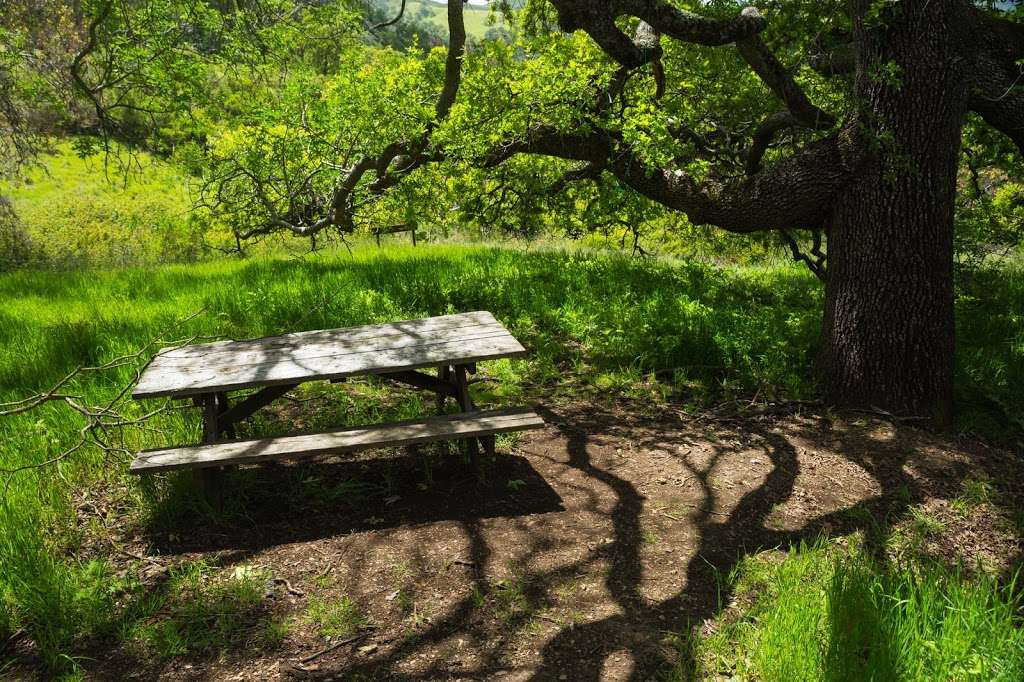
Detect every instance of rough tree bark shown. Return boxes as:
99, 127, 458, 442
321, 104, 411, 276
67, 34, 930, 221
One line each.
819, 0, 974, 425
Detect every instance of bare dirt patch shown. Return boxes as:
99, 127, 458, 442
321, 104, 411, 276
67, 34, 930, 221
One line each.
21, 397, 1024, 681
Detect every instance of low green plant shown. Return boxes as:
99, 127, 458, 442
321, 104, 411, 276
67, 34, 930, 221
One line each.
952, 475, 996, 515
130, 561, 268, 659
305, 596, 366, 639
907, 507, 946, 538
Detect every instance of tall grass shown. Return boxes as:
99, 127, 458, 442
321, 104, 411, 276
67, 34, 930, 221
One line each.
690, 538, 1024, 681
0, 244, 1021, 672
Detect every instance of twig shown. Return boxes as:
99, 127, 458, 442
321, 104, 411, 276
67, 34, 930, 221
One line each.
118, 548, 163, 568
273, 577, 305, 597
0, 308, 213, 486
298, 631, 370, 664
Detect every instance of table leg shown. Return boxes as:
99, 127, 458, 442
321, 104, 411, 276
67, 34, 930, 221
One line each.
216, 392, 236, 439
453, 364, 481, 465
436, 365, 452, 414
194, 393, 226, 509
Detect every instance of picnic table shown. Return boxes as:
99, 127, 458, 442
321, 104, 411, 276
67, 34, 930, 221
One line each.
129, 311, 544, 500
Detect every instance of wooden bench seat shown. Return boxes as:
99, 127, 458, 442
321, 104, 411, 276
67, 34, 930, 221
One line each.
130, 408, 544, 474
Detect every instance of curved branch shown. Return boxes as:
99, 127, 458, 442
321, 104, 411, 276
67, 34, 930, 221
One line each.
781, 229, 827, 281
70, 0, 114, 133
550, 0, 766, 68
746, 110, 798, 175
546, 161, 606, 196
970, 11, 1024, 153
608, 135, 850, 232
369, 0, 407, 31
436, 0, 467, 120
736, 35, 835, 130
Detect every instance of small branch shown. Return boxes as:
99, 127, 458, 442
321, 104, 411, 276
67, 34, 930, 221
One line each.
298, 631, 370, 664
369, 0, 407, 31
0, 309, 213, 485
781, 229, 827, 281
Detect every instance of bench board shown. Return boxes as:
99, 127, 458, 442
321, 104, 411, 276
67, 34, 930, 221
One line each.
130, 408, 544, 473
133, 311, 525, 399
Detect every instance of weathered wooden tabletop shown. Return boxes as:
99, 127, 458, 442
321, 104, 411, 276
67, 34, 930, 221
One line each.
132, 311, 526, 399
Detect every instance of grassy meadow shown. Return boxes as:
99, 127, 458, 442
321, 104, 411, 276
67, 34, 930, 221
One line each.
0, 243, 1022, 676
0, 144, 199, 268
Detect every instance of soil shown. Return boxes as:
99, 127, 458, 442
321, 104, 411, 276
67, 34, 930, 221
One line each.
9, 396, 1024, 681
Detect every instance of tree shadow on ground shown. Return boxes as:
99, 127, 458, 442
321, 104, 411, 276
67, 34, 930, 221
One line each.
304, 399, 1006, 681
109, 398, 1023, 681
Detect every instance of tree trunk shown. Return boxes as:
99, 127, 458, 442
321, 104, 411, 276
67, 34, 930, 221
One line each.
818, 0, 973, 427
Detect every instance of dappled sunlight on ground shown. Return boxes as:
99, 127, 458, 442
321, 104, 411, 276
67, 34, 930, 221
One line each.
35, 395, 1017, 681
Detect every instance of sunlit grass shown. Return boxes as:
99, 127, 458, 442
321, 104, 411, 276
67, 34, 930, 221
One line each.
680, 538, 1024, 682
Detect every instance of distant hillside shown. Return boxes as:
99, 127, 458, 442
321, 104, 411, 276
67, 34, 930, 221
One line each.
377, 0, 512, 41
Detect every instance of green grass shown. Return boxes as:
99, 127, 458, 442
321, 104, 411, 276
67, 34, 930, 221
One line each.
0, 143, 200, 269
680, 538, 1024, 681
0, 243, 1021, 674
127, 561, 273, 659
306, 596, 366, 639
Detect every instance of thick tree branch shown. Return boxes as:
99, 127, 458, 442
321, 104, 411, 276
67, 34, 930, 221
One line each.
736, 35, 835, 130
486, 124, 856, 233
549, 0, 766, 68
970, 11, 1024, 153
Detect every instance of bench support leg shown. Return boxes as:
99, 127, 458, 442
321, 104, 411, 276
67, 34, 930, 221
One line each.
436, 365, 452, 414
196, 394, 226, 510
452, 363, 490, 482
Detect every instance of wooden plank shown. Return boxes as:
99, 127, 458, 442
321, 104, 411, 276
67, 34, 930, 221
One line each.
155, 312, 501, 361
153, 319, 507, 366
130, 408, 545, 473
134, 334, 526, 399
146, 327, 511, 375
133, 312, 526, 399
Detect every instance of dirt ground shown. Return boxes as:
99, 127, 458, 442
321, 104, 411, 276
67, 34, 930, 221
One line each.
15, 396, 1024, 680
